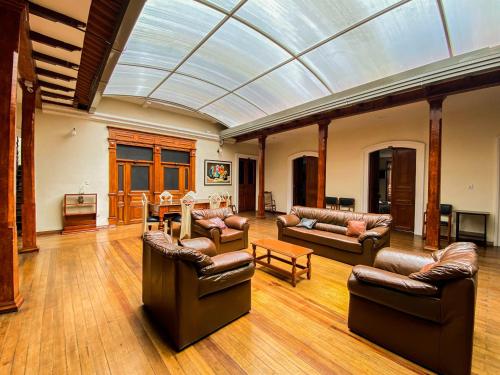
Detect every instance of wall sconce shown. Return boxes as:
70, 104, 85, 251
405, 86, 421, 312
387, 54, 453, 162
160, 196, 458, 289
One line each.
71, 128, 77, 137
217, 139, 224, 154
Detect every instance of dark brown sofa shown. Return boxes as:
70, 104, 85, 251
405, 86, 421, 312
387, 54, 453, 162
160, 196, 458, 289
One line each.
277, 206, 392, 265
191, 207, 249, 253
142, 231, 255, 351
348, 242, 478, 375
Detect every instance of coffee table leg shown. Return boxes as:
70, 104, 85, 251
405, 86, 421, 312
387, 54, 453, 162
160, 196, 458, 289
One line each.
267, 249, 271, 264
307, 254, 312, 280
252, 244, 257, 265
291, 258, 297, 287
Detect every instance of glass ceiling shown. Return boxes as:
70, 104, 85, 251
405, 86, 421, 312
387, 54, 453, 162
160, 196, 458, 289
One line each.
104, 0, 500, 127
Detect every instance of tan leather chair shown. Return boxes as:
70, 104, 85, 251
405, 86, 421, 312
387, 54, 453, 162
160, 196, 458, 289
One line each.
348, 242, 478, 375
191, 207, 250, 253
142, 231, 255, 351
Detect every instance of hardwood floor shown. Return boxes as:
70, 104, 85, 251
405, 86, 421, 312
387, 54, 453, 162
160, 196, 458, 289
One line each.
1, 214, 499, 374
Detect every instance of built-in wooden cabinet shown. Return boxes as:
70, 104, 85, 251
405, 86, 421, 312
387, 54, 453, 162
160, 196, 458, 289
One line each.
62, 193, 97, 234
108, 127, 196, 225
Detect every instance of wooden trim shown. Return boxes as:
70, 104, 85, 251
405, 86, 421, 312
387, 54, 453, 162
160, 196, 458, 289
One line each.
38, 79, 75, 92
317, 121, 329, 208
257, 136, 266, 218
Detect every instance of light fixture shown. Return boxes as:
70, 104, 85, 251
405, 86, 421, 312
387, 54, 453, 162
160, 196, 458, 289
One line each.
71, 128, 77, 137
217, 139, 224, 154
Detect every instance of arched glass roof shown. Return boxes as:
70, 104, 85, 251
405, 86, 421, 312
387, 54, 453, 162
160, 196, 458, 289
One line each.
103, 0, 500, 127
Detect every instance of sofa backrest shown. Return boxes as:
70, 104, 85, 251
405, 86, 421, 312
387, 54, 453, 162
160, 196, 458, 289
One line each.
191, 207, 233, 220
290, 206, 392, 230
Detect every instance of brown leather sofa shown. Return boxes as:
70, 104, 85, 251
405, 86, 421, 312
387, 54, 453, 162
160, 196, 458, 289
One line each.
348, 242, 478, 375
191, 207, 249, 253
277, 206, 392, 265
142, 231, 255, 351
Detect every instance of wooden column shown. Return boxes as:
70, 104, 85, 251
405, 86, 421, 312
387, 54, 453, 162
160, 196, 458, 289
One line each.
20, 81, 39, 253
425, 97, 444, 251
257, 135, 266, 218
317, 120, 329, 208
0, 1, 24, 313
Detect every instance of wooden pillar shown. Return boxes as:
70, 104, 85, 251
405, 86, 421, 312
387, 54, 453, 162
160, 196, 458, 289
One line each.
20, 80, 39, 253
317, 120, 329, 208
0, 1, 24, 313
425, 97, 444, 251
257, 135, 266, 218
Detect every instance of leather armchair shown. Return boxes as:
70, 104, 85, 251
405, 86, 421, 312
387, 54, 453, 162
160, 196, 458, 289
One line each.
191, 207, 250, 253
142, 231, 255, 351
347, 243, 478, 375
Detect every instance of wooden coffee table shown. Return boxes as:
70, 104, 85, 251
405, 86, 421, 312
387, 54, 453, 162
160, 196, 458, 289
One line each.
251, 238, 313, 287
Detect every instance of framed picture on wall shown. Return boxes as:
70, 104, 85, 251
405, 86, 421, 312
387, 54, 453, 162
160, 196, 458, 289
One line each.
204, 160, 232, 185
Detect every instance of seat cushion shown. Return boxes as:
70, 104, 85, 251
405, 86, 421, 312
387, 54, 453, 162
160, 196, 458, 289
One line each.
283, 227, 362, 254
220, 228, 243, 243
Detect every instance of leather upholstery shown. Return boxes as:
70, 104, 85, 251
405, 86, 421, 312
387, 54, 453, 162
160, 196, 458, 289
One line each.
142, 231, 255, 351
348, 242, 478, 375
277, 206, 392, 265
179, 237, 217, 257
191, 208, 249, 253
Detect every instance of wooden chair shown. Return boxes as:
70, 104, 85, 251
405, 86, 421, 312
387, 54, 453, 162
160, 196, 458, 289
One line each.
422, 204, 453, 243
159, 190, 173, 204
325, 196, 338, 210
339, 197, 355, 211
141, 193, 160, 233
222, 191, 237, 213
208, 193, 222, 209
264, 191, 276, 213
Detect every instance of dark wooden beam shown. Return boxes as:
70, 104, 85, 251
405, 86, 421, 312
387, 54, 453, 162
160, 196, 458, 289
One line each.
38, 79, 75, 92
425, 97, 445, 251
41, 98, 75, 108
317, 121, 329, 208
28, 2, 86, 31
33, 51, 79, 70
30, 31, 82, 52
41, 90, 74, 100
36, 67, 76, 82
20, 81, 39, 254
18, 8, 37, 83
0, 2, 24, 314
257, 135, 266, 218
235, 68, 500, 142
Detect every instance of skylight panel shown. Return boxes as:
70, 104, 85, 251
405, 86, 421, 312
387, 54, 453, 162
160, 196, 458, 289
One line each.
104, 65, 166, 97
178, 18, 291, 90
150, 73, 228, 109
236, 60, 330, 114
442, 0, 500, 56
302, 0, 449, 92
236, 0, 398, 54
200, 94, 267, 127
204, 0, 240, 12
119, 0, 224, 70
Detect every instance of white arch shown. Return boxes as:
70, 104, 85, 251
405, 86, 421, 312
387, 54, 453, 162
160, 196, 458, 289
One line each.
362, 141, 426, 235
287, 151, 319, 214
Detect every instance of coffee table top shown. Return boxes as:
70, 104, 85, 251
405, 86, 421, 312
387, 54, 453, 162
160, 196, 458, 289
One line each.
252, 238, 313, 258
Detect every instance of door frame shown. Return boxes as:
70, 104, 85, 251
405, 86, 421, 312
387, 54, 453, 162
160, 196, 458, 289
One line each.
362, 141, 425, 235
494, 136, 500, 246
287, 151, 318, 214
234, 153, 259, 213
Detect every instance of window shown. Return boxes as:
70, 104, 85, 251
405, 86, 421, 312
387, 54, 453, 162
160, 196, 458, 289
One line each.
131, 165, 150, 191
164, 167, 180, 190
117, 145, 153, 161
161, 149, 190, 164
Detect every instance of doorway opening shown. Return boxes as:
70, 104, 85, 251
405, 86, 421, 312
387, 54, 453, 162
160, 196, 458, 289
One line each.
292, 156, 318, 207
368, 147, 416, 232
238, 158, 256, 212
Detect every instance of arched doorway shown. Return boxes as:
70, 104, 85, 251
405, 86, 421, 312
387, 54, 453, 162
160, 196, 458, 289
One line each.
293, 155, 318, 207
287, 151, 318, 213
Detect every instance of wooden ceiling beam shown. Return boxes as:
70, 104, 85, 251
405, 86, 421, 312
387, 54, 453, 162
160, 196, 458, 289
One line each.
36, 67, 76, 82
33, 51, 79, 70
40, 90, 74, 100
38, 79, 75, 92
28, 2, 86, 31
30, 31, 82, 52
41, 99, 74, 108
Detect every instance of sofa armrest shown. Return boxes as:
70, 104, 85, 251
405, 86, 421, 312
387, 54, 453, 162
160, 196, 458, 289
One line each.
352, 265, 438, 296
224, 215, 248, 230
195, 219, 220, 231
374, 248, 434, 276
179, 237, 217, 257
200, 251, 253, 276
358, 226, 389, 242
277, 214, 300, 227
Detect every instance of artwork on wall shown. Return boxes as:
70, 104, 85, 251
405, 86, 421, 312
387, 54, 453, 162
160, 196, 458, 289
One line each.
204, 160, 232, 185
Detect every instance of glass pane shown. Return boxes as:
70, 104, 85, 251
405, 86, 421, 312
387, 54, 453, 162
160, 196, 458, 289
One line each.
184, 168, 189, 190
131, 166, 150, 191
118, 165, 124, 191
442, 0, 500, 56
236, 0, 397, 54
201, 94, 266, 127
151, 73, 227, 109
117, 145, 153, 161
164, 167, 180, 190
161, 149, 190, 164
236, 60, 330, 115
104, 65, 166, 97
119, 0, 224, 69
205, 0, 240, 12
179, 18, 291, 90
302, 0, 449, 92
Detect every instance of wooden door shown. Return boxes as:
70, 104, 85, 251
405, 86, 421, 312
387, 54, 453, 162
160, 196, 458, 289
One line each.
368, 151, 380, 213
391, 148, 416, 232
293, 156, 318, 207
305, 156, 318, 207
123, 162, 152, 224
238, 158, 256, 212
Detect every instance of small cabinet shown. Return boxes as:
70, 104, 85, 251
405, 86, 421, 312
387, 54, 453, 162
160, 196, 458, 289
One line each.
62, 194, 97, 234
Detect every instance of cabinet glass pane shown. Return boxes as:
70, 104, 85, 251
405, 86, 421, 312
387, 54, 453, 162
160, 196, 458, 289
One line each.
161, 149, 190, 164
164, 167, 180, 190
117, 145, 153, 161
118, 165, 124, 191
131, 166, 150, 191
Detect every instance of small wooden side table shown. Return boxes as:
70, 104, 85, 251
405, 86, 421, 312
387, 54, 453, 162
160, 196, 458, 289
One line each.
455, 210, 490, 247
251, 238, 313, 287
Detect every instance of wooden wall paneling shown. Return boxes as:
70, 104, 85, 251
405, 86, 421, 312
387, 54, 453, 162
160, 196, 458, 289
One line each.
0, 1, 24, 314
257, 136, 266, 218
425, 98, 444, 250
20, 80, 39, 253
317, 121, 329, 208
108, 139, 118, 225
